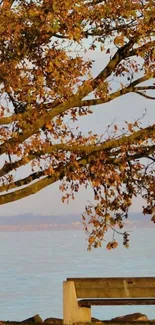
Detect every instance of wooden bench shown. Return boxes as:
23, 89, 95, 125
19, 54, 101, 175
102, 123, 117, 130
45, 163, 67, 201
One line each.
63, 277, 155, 324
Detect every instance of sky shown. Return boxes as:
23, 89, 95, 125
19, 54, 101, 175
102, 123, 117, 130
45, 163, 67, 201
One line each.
0, 51, 154, 218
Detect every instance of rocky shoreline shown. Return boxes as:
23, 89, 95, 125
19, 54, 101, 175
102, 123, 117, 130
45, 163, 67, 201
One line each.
1, 313, 155, 325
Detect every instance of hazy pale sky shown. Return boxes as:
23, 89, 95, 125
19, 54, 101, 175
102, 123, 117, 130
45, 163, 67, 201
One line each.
0, 51, 154, 217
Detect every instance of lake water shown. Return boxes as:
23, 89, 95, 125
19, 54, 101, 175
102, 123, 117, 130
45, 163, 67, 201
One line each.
0, 228, 155, 321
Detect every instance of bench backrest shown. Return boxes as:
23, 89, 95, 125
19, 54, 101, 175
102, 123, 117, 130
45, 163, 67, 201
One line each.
67, 277, 155, 298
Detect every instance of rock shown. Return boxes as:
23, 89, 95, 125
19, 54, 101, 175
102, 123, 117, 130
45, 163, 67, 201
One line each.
91, 317, 102, 323
21, 315, 43, 324
111, 312, 148, 322
44, 318, 63, 325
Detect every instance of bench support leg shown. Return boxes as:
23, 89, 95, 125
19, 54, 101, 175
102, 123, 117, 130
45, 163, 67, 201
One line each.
63, 281, 91, 325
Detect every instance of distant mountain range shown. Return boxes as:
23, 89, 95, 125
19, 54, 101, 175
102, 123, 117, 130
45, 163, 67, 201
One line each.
0, 212, 151, 225
0, 213, 78, 225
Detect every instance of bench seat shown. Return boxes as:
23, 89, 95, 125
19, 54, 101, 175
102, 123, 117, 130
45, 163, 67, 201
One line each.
78, 298, 155, 307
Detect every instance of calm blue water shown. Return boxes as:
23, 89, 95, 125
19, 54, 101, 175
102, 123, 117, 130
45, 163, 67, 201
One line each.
0, 228, 155, 321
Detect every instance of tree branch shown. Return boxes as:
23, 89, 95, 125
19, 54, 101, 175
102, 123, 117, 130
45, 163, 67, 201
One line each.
81, 74, 155, 107
0, 100, 60, 126
0, 126, 154, 185
0, 39, 138, 156
127, 41, 155, 58
0, 141, 154, 205
0, 155, 36, 178
30, 125, 155, 154
135, 86, 155, 91
0, 116, 15, 126
135, 91, 155, 100
0, 174, 58, 205
0, 170, 45, 194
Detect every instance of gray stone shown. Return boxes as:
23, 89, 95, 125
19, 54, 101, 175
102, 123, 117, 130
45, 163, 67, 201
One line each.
111, 312, 148, 322
91, 317, 102, 323
44, 318, 62, 324
21, 315, 43, 324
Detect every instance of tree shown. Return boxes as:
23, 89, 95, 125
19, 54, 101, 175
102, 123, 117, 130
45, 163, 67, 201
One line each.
0, 0, 154, 249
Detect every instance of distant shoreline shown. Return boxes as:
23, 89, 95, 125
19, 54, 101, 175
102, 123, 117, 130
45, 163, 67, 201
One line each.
0, 221, 153, 232
0, 224, 83, 232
